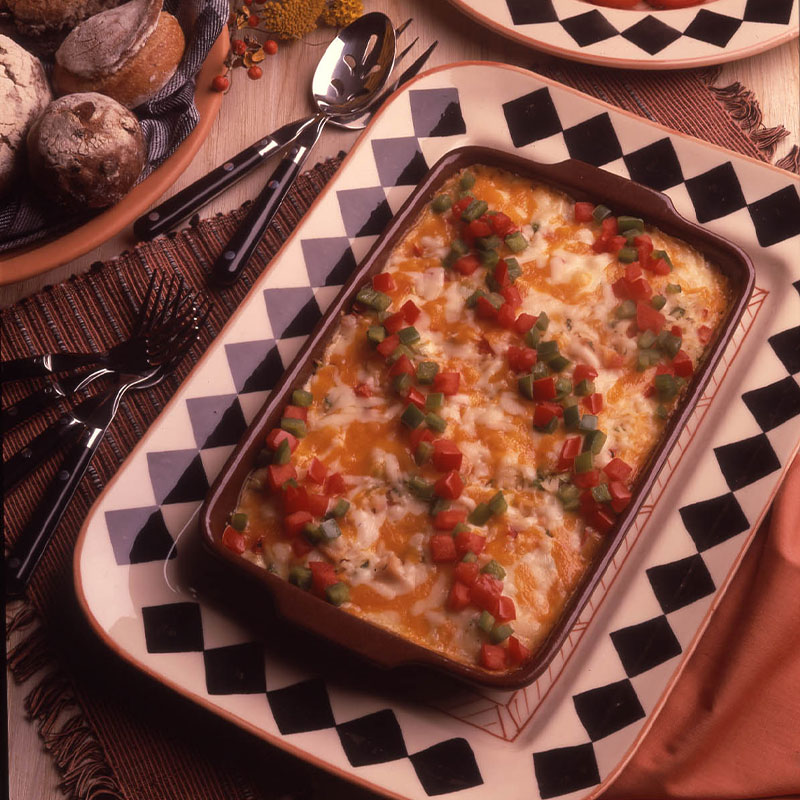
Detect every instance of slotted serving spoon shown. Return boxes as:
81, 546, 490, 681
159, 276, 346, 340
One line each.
210, 12, 396, 286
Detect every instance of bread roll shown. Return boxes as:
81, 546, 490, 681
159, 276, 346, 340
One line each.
5, 0, 122, 39
53, 0, 185, 109
0, 34, 51, 196
27, 92, 146, 208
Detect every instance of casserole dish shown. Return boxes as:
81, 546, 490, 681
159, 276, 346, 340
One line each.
200, 146, 754, 689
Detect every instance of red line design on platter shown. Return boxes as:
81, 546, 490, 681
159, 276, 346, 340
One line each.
428, 287, 768, 741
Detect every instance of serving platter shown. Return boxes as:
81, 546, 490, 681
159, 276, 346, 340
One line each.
75, 62, 800, 800
0, 26, 229, 287
445, 0, 799, 69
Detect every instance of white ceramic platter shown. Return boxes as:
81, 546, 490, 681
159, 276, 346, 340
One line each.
75, 63, 800, 800
445, 0, 799, 69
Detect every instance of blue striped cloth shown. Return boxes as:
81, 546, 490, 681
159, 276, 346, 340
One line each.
0, 0, 228, 253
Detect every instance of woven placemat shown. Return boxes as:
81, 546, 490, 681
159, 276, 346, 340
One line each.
3, 65, 798, 800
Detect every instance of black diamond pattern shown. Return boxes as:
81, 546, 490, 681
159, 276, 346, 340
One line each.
679, 493, 750, 552
301, 237, 357, 287
142, 602, 204, 653
267, 679, 335, 735
684, 10, 743, 47
646, 554, 716, 614
105, 506, 175, 566
743, 0, 794, 24
225, 341, 284, 394
621, 16, 681, 55
610, 616, 682, 678
336, 710, 408, 766
505, 0, 557, 25
685, 162, 747, 223
502, 88, 562, 148
533, 743, 601, 799
624, 138, 684, 191
769, 327, 800, 375
563, 113, 623, 167
743, 377, 800, 431
714, 434, 781, 491
164, 454, 209, 504
186, 394, 247, 449
204, 643, 266, 695
573, 679, 646, 741
560, 11, 618, 47
264, 288, 322, 339
748, 186, 800, 247
410, 738, 483, 796
409, 88, 467, 138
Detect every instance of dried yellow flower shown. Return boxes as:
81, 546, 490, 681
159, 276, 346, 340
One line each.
321, 0, 364, 27
258, 0, 326, 39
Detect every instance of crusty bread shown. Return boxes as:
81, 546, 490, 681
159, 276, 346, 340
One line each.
26, 92, 145, 208
53, 1, 185, 109
5, 0, 122, 38
0, 34, 51, 196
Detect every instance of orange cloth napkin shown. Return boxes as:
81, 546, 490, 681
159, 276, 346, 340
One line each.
605, 454, 800, 799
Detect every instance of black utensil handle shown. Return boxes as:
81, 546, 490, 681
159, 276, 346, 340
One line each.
1, 383, 62, 434
6, 427, 103, 597
1, 352, 98, 382
211, 150, 307, 287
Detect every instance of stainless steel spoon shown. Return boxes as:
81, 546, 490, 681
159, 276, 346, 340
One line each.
210, 12, 396, 286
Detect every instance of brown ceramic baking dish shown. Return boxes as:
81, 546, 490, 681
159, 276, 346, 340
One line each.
200, 146, 754, 690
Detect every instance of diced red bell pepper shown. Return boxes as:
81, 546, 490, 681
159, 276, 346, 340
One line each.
433, 372, 460, 396
627, 277, 652, 302
643, 384, 656, 399
430, 534, 458, 562
533, 404, 557, 429
354, 383, 372, 398
573, 469, 600, 489
625, 263, 644, 282
306, 493, 329, 517
454, 561, 480, 586
637, 240, 654, 265
496, 595, 516, 623
401, 300, 421, 324
582, 392, 603, 414
648, 258, 671, 275
266, 428, 298, 453
409, 427, 435, 450
454, 529, 486, 557
451, 196, 472, 216
557, 436, 583, 471
433, 439, 463, 472
609, 481, 632, 513
376, 334, 400, 358
655, 364, 674, 376
268, 464, 298, 492
283, 405, 307, 421
468, 218, 493, 238
514, 313, 537, 334
285, 510, 313, 537
447, 581, 471, 611
592, 235, 611, 254
454, 255, 481, 276
434, 470, 464, 500
580, 489, 602, 517
434, 508, 468, 530
383, 312, 405, 334
671, 325, 683, 337
490, 211, 516, 236
284, 485, 310, 514
494, 260, 510, 288
480, 643, 507, 671
372, 273, 395, 292
501, 285, 522, 309
612, 277, 630, 300
603, 458, 632, 482
636, 301, 665, 333
476, 296, 499, 319
508, 345, 537, 372
608, 235, 627, 252
589, 508, 616, 534
507, 636, 530, 665
325, 472, 347, 495
406, 388, 426, 410
672, 349, 694, 377
470, 574, 503, 614
310, 561, 338, 594
573, 364, 598, 382
497, 303, 516, 329
601, 216, 619, 237
389, 354, 415, 377
633, 234, 652, 248
292, 537, 314, 558
533, 376, 556, 401
698, 325, 712, 344
222, 525, 246, 554
574, 202, 594, 222
307, 458, 327, 485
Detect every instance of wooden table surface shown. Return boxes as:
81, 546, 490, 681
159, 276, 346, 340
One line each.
6, 0, 799, 796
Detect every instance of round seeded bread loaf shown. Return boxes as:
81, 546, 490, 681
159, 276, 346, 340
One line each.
0, 34, 51, 196
26, 92, 146, 208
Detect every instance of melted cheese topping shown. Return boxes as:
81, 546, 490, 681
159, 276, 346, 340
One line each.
235, 165, 729, 669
